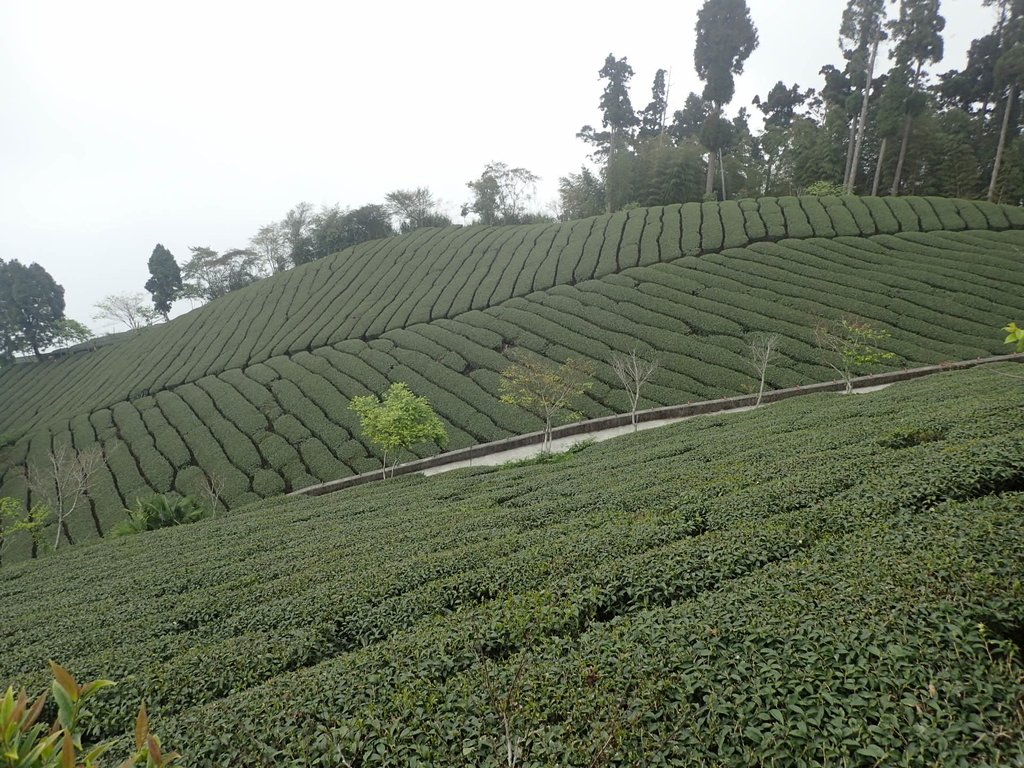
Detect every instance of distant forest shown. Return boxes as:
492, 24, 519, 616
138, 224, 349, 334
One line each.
154, 0, 1024, 309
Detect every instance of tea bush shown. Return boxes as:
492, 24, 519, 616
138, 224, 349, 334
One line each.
0, 199, 1023, 544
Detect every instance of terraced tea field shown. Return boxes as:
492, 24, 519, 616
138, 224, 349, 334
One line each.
1, 367, 1022, 765
1, 196, 1024, 552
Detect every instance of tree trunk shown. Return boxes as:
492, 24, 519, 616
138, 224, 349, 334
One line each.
872, 137, 888, 196
848, 35, 880, 194
705, 148, 717, 196
705, 105, 721, 197
890, 113, 913, 196
842, 120, 857, 188
756, 369, 766, 406
718, 148, 727, 199
989, 84, 1016, 203
891, 62, 923, 198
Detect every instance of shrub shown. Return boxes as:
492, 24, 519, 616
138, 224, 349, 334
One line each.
877, 427, 946, 449
112, 494, 207, 537
803, 180, 844, 196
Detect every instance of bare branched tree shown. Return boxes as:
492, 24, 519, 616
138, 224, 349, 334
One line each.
25, 445, 103, 549
476, 642, 534, 768
610, 349, 659, 431
93, 293, 160, 332
198, 472, 226, 514
747, 332, 781, 406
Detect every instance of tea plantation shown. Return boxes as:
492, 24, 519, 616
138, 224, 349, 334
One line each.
2, 195, 1024, 550
1, 367, 1022, 765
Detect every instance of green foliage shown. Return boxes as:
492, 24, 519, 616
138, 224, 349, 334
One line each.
308, 204, 395, 261
558, 167, 606, 220
50, 319, 94, 350
803, 180, 845, 196
180, 247, 261, 304
0, 260, 66, 361
144, 244, 182, 320
694, 0, 759, 108
0, 498, 49, 563
463, 163, 542, 225
0, 662, 177, 767
1004, 321, 1024, 352
350, 383, 447, 478
0, 199, 1022, 549
598, 54, 640, 141
499, 351, 596, 452
383, 188, 451, 233
815, 317, 898, 392
112, 495, 207, 537
877, 426, 946, 449
2, 370, 1024, 764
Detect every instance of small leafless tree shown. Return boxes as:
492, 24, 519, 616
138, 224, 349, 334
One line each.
198, 471, 226, 514
747, 333, 781, 406
93, 293, 160, 332
476, 641, 534, 768
610, 349, 659, 431
25, 445, 103, 549
473, 626, 628, 768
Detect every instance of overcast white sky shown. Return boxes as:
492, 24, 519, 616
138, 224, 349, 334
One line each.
0, 0, 996, 330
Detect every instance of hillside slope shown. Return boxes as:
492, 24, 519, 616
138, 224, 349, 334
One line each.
1, 196, 1024, 548
2, 367, 1023, 765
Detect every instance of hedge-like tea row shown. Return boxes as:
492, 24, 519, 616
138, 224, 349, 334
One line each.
1, 196, 1020, 435
1, 368, 1022, 765
0, 227, 1023, 550
0, 199, 1023, 549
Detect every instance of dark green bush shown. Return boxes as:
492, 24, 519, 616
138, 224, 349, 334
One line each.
112, 494, 208, 537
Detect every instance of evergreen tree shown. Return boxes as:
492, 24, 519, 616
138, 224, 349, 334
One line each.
638, 69, 669, 141
753, 82, 814, 193
668, 92, 711, 143
598, 54, 640, 149
1, 260, 65, 359
144, 244, 182, 320
888, 0, 945, 195
598, 55, 640, 211
989, 42, 1024, 200
839, 0, 887, 192
869, 65, 912, 194
694, 0, 759, 197
977, 1, 1024, 199
0, 260, 18, 363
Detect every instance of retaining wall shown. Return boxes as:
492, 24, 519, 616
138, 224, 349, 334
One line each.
289, 353, 1024, 498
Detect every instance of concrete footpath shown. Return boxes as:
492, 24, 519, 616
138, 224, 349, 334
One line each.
421, 382, 892, 476
290, 353, 1022, 498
